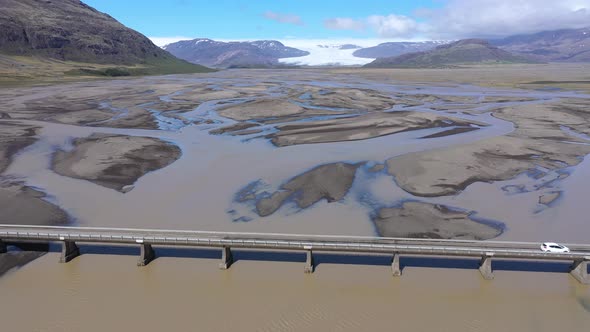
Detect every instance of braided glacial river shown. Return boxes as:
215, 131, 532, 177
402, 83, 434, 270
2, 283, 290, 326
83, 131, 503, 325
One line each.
0, 70, 589, 331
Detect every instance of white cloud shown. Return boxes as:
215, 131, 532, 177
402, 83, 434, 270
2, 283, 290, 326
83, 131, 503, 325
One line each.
367, 15, 423, 38
423, 0, 590, 38
324, 0, 590, 39
263, 11, 304, 26
324, 18, 365, 31
323, 15, 422, 38
149, 36, 195, 47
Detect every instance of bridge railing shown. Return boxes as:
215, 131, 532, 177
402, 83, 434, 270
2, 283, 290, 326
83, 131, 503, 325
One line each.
1, 224, 589, 284
2, 224, 590, 250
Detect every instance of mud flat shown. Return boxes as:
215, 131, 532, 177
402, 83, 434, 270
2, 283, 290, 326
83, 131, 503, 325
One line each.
0, 181, 67, 225
149, 88, 245, 113
402, 94, 476, 104
269, 111, 483, 146
0, 121, 39, 172
295, 86, 396, 110
539, 192, 561, 206
0, 121, 68, 275
252, 162, 362, 217
0, 122, 66, 228
387, 100, 590, 197
374, 201, 503, 239
209, 122, 260, 135
52, 134, 181, 192
2, 87, 158, 129
0, 183, 68, 275
482, 96, 537, 103
216, 86, 402, 126
420, 126, 479, 138
217, 99, 310, 121
332, 63, 590, 92
0, 79, 251, 130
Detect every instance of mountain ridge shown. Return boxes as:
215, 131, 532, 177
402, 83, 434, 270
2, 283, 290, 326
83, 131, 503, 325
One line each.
492, 27, 590, 62
353, 41, 449, 59
164, 38, 309, 68
365, 39, 535, 68
0, 0, 210, 76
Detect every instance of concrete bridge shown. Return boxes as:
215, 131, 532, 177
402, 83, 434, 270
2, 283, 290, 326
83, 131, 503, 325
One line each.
1, 224, 589, 284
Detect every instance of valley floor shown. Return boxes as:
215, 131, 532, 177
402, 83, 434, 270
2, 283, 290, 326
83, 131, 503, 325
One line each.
1, 65, 589, 331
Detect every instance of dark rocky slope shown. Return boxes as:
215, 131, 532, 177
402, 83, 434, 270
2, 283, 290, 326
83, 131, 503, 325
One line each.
0, 0, 209, 73
366, 39, 535, 68
493, 27, 590, 62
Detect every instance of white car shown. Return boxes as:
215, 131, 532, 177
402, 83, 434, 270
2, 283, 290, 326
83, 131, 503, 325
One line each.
540, 242, 570, 253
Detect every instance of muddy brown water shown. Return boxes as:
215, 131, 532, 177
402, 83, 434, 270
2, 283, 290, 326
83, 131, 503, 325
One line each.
1, 70, 590, 330
1, 253, 589, 332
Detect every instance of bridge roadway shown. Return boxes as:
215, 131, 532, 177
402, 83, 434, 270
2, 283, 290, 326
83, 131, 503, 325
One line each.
1, 225, 589, 283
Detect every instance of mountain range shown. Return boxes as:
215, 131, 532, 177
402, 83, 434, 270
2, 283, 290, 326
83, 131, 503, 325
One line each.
492, 27, 590, 62
163, 26, 590, 67
365, 39, 535, 68
163, 39, 309, 68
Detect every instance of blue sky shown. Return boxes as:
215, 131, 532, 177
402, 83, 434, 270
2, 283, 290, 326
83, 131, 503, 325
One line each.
84, 0, 590, 45
84, 0, 440, 40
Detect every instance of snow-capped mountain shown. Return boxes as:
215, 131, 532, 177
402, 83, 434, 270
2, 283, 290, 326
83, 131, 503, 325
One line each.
163, 38, 309, 68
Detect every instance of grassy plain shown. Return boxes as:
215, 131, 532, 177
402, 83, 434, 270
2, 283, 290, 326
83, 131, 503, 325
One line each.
0, 54, 214, 87
332, 63, 590, 92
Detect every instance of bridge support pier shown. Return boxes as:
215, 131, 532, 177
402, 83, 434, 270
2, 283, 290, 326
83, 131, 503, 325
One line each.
219, 246, 233, 270
0, 240, 6, 254
59, 241, 79, 263
479, 253, 494, 280
570, 257, 590, 284
137, 244, 155, 266
304, 249, 314, 273
391, 253, 401, 276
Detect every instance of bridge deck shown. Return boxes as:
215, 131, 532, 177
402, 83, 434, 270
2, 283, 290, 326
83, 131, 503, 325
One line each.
1, 225, 589, 283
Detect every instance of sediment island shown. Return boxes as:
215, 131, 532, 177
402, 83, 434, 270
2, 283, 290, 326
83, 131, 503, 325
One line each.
1, 66, 590, 274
